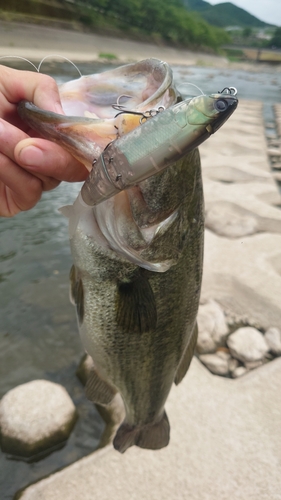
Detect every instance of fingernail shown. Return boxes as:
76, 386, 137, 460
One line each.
19, 146, 44, 167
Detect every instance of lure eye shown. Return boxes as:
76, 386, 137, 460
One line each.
214, 99, 228, 112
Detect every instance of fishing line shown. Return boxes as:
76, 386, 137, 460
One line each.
0, 54, 82, 77
178, 82, 205, 97
0, 55, 39, 71
38, 55, 82, 77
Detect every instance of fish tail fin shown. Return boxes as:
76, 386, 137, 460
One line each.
113, 411, 170, 454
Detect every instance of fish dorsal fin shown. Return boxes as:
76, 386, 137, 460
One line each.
116, 271, 157, 334
85, 367, 116, 406
174, 322, 198, 385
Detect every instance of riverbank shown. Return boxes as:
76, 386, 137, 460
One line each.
0, 20, 224, 67
1, 20, 280, 72
19, 97, 281, 500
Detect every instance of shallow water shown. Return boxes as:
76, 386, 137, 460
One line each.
0, 61, 280, 499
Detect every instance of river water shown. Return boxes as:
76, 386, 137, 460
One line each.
0, 61, 280, 499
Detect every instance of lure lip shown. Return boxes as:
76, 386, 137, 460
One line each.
210, 94, 238, 133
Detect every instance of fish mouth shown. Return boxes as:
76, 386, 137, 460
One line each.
18, 58, 180, 171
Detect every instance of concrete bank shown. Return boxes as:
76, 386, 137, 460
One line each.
19, 100, 281, 499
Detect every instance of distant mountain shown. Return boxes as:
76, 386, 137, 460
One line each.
182, 0, 275, 28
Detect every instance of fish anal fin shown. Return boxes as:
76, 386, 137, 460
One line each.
113, 412, 170, 454
174, 323, 198, 385
85, 368, 116, 406
116, 272, 157, 334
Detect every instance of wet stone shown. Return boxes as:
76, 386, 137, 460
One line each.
265, 327, 281, 355
0, 380, 77, 459
227, 327, 269, 363
196, 300, 229, 354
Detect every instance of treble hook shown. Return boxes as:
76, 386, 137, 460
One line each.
218, 87, 238, 96
112, 95, 146, 119
112, 94, 133, 110
112, 94, 165, 124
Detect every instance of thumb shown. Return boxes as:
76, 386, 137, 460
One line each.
15, 138, 89, 183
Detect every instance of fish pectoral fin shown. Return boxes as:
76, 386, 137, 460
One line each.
113, 411, 170, 454
69, 265, 84, 325
174, 322, 198, 385
85, 368, 116, 406
116, 271, 157, 334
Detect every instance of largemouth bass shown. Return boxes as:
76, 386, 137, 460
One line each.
18, 59, 238, 453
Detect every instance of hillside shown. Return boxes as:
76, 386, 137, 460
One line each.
0, 0, 230, 51
182, 0, 275, 28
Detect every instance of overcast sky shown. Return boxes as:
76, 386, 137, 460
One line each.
208, 0, 281, 27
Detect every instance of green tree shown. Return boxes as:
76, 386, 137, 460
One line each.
269, 27, 281, 48
243, 27, 252, 38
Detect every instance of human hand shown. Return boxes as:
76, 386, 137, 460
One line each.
0, 65, 88, 217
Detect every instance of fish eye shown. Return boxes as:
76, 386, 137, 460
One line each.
214, 99, 228, 112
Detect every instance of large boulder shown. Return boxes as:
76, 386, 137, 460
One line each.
0, 380, 77, 459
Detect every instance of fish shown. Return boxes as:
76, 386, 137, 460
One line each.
18, 59, 238, 453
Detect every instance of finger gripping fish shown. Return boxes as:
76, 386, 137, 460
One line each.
18, 59, 238, 453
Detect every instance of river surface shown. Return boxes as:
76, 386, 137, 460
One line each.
0, 60, 280, 499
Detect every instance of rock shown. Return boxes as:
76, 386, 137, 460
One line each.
244, 360, 264, 370
232, 366, 248, 378
227, 327, 269, 363
196, 300, 229, 354
216, 349, 231, 361
265, 327, 281, 355
0, 380, 77, 459
272, 162, 281, 170
199, 353, 229, 376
